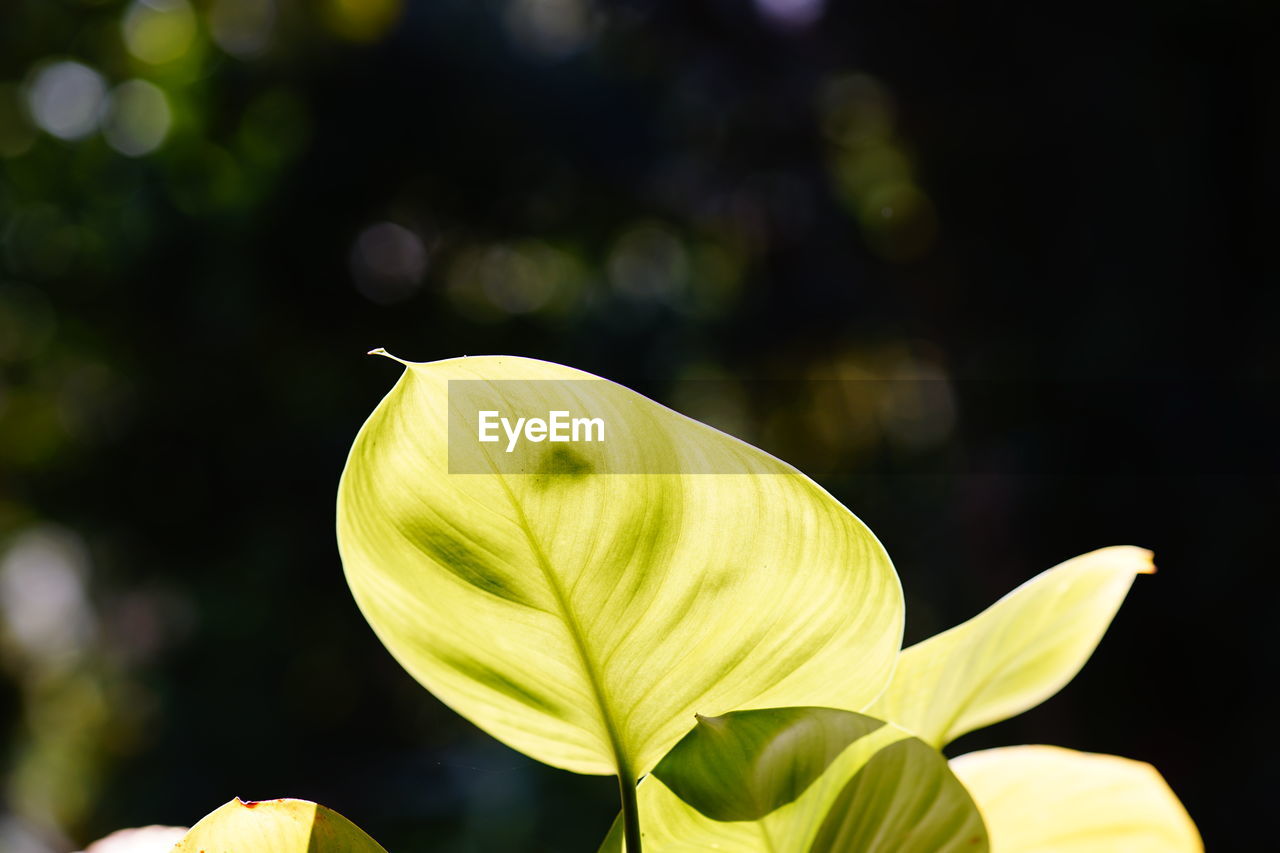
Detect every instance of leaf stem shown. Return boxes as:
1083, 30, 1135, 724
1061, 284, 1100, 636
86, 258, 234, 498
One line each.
618, 768, 642, 853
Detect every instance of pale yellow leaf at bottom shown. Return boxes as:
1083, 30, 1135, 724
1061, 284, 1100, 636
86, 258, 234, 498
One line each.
950, 745, 1202, 853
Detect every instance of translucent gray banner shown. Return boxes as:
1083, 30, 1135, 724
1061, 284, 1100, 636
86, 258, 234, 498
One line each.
447, 378, 1278, 476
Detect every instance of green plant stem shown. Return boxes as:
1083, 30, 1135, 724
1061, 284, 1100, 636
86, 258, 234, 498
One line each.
618, 769, 642, 853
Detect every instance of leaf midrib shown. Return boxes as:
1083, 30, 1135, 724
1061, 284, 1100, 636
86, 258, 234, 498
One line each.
445, 368, 634, 782
758, 820, 782, 853
492, 469, 634, 778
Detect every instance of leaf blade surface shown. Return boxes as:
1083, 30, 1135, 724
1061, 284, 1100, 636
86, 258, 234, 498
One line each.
868, 546, 1152, 747
338, 355, 904, 776
652, 706, 884, 822
950, 745, 1202, 852
171, 798, 386, 853
600, 708, 987, 853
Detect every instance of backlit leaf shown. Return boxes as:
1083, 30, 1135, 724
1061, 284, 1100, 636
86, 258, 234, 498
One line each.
950, 746, 1202, 852
808, 737, 988, 853
171, 798, 387, 852
652, 706, 884, 821
337, 355, 903, 779
599, 708, 987, 852
868, 546, 1153, 747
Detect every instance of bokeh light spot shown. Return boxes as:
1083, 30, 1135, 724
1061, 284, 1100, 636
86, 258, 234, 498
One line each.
755, 0, 826, 29
834, 142, 911, 196
0, 84, 37, 157
447, 240, 582, 321
24, 62, 107, 141
859, 182, 937, 260
819, 73, 895, 147
349, 222, 428, 305
3, 205, 83, 279
0, 527, 95, 665
504, 0, 596, 61
323, 0, 403, 43
608, 222, 688, 303
0, 817, 52, 853
877, 358, 956, 450
103, 79, 171, 157
165, 144, 246, 213
478, 246, 554, 314
122, 0, 198, 66
819, 70, 937, 261
236, 88, 310, 169
209, 0, 276, 59
0, 284, 57, 362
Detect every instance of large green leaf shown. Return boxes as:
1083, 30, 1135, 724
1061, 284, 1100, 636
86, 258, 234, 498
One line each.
652, 707, 884, 821
337, 355, 902, 779
171, 798, 387, 852
808, 737, 988, 853
950, 746, 1202, 852
599, 707, 988, 852
867, 546, 1153, 747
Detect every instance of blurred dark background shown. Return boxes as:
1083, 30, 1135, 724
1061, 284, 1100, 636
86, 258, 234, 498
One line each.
0, 0, 1275, 850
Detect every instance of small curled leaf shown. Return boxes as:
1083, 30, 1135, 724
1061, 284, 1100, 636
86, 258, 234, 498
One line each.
652, 706, 883, 821
600, 708, 987, 852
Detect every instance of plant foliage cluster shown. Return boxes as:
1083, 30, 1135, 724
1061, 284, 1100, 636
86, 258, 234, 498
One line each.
121, 355, 1199, 853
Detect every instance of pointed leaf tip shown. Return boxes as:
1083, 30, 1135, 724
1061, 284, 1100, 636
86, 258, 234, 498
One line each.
366, 348, 410, 365
693, 712, 727, 731
1098, 544, 1156, 574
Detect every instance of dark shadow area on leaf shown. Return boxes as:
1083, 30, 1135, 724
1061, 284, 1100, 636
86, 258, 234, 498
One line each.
307, 802, 389, 853
810, 738, 987, 853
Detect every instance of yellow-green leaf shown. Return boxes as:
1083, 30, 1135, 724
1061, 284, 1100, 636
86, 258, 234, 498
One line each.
171, 798, 387, 852
599, 709, 986, 852
868, 546, 1153, 747
337, 355, 903, 779
809, 737, 988, 853
950, 745, 1202, 852
652, 707, 884, 821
